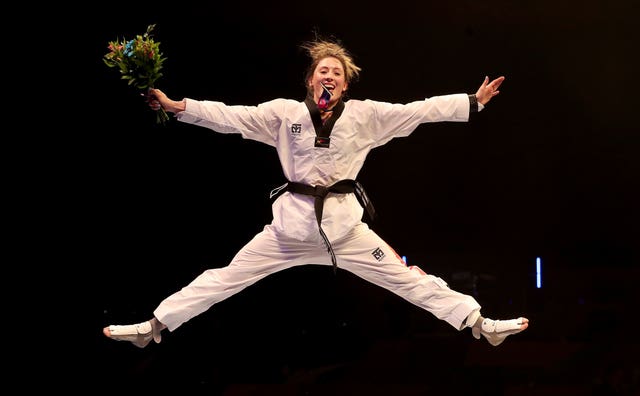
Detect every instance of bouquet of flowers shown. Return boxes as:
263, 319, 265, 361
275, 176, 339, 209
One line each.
103, 24, 169, 124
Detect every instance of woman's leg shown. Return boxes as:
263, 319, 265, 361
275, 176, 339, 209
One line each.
104, 225, 329, 346
333, 223, 528, 344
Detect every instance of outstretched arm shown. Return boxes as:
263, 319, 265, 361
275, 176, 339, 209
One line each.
475, 76, 505, 105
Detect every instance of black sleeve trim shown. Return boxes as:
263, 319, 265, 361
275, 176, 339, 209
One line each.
468, 94, 478, 113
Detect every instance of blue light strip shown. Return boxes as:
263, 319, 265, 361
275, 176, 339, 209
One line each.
536, 257, 542, 288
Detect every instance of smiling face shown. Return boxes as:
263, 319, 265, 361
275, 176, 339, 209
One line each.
307, 56, 348, 108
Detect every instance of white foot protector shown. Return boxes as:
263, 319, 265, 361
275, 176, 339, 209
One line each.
472, 317, 529, 346
104, 321, 155, 348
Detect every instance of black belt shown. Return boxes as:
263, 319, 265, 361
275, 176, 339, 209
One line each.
271, 179, 376, 273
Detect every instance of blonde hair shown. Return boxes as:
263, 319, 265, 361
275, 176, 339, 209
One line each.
301, 38, 362, 86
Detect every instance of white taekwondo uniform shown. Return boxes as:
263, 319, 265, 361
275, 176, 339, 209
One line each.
154, 94, 482, 332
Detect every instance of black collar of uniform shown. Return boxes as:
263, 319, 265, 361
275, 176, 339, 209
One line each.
304, 96, 345, 138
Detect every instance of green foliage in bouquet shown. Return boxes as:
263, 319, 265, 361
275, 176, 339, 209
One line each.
104, 24, 169, 124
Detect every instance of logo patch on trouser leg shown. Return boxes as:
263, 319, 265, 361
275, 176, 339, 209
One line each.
371, 247, 386, 261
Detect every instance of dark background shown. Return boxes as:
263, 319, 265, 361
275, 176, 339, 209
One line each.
41, 1, 639, 394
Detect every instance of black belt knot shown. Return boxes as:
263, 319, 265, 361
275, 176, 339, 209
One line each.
312, 185, 329, 199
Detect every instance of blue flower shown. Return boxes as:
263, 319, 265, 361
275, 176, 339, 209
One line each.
124, 40, 135, 57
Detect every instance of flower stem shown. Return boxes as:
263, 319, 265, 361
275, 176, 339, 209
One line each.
156, 108, 170, 125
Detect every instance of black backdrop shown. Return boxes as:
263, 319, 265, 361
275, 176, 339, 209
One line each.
37, 1, 639, 394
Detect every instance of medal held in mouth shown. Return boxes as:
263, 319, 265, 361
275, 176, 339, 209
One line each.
318, 82, 332, 111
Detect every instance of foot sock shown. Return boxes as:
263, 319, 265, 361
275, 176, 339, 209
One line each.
103, 318, 164, 348
471, 316, 529, 346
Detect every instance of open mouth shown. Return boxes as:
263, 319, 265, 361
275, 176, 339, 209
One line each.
320, 82, 334, 96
